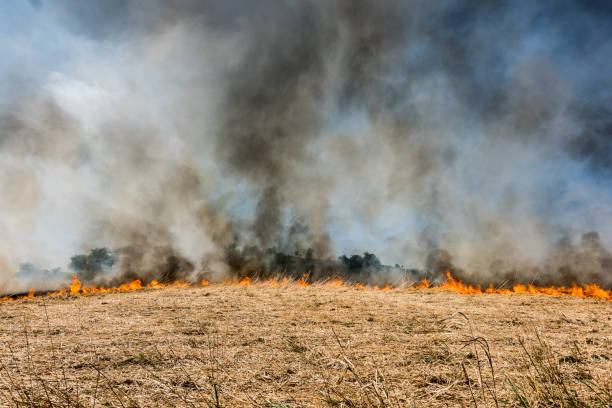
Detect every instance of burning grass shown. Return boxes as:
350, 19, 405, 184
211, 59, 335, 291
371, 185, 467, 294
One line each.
0, 281, 610, 407
2, 270, 611, 304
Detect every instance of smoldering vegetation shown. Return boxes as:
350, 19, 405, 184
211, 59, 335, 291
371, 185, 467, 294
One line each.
58, 245, 414, 289
2, 1, 612, 292
24, 233, 612, 292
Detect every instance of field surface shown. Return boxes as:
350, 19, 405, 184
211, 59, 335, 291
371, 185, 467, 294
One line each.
0, 284, 610, 407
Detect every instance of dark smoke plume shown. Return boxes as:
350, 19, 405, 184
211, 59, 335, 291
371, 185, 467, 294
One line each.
1, 0, 612, 291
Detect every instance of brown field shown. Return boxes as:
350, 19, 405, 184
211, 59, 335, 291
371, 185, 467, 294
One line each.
0, 284, 610, 407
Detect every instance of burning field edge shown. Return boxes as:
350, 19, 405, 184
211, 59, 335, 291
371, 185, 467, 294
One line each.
2, 270, 611, 303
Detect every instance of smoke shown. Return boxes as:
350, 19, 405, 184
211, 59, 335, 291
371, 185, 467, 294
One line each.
1, 0, 612, 291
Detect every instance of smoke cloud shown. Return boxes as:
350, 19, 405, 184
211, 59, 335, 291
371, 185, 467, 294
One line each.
1, 0, 612, 291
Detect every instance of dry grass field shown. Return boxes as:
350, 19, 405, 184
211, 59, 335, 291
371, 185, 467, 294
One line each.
0, 284, 610, 407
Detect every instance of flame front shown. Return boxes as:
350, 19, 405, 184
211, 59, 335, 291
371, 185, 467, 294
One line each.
1, 270, 610, 303
430, 270, 610, 300
220, 272, 609, 300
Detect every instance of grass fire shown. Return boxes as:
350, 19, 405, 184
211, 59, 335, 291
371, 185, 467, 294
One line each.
2, 269, 611, 303
2, 1, 612, 406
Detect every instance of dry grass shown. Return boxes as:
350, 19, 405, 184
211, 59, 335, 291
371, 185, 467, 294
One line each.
0, 284, 610, 407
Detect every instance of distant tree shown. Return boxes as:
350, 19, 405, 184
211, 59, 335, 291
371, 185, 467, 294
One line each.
70, 247, 116, 281
348, 254, 364, 270
363, 252, 381, 268
339, 252, 382, 270
339, 255, 350, 267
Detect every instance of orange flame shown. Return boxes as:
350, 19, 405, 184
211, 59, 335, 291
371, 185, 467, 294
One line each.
2, 269, 610, 303
69, 274, 81, 295
412, 277, 430, 290
297, 274, 309, 287
430, 270, 610, 301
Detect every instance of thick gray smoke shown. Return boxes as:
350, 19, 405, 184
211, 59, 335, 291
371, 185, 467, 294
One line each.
1, 0, 612, 291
